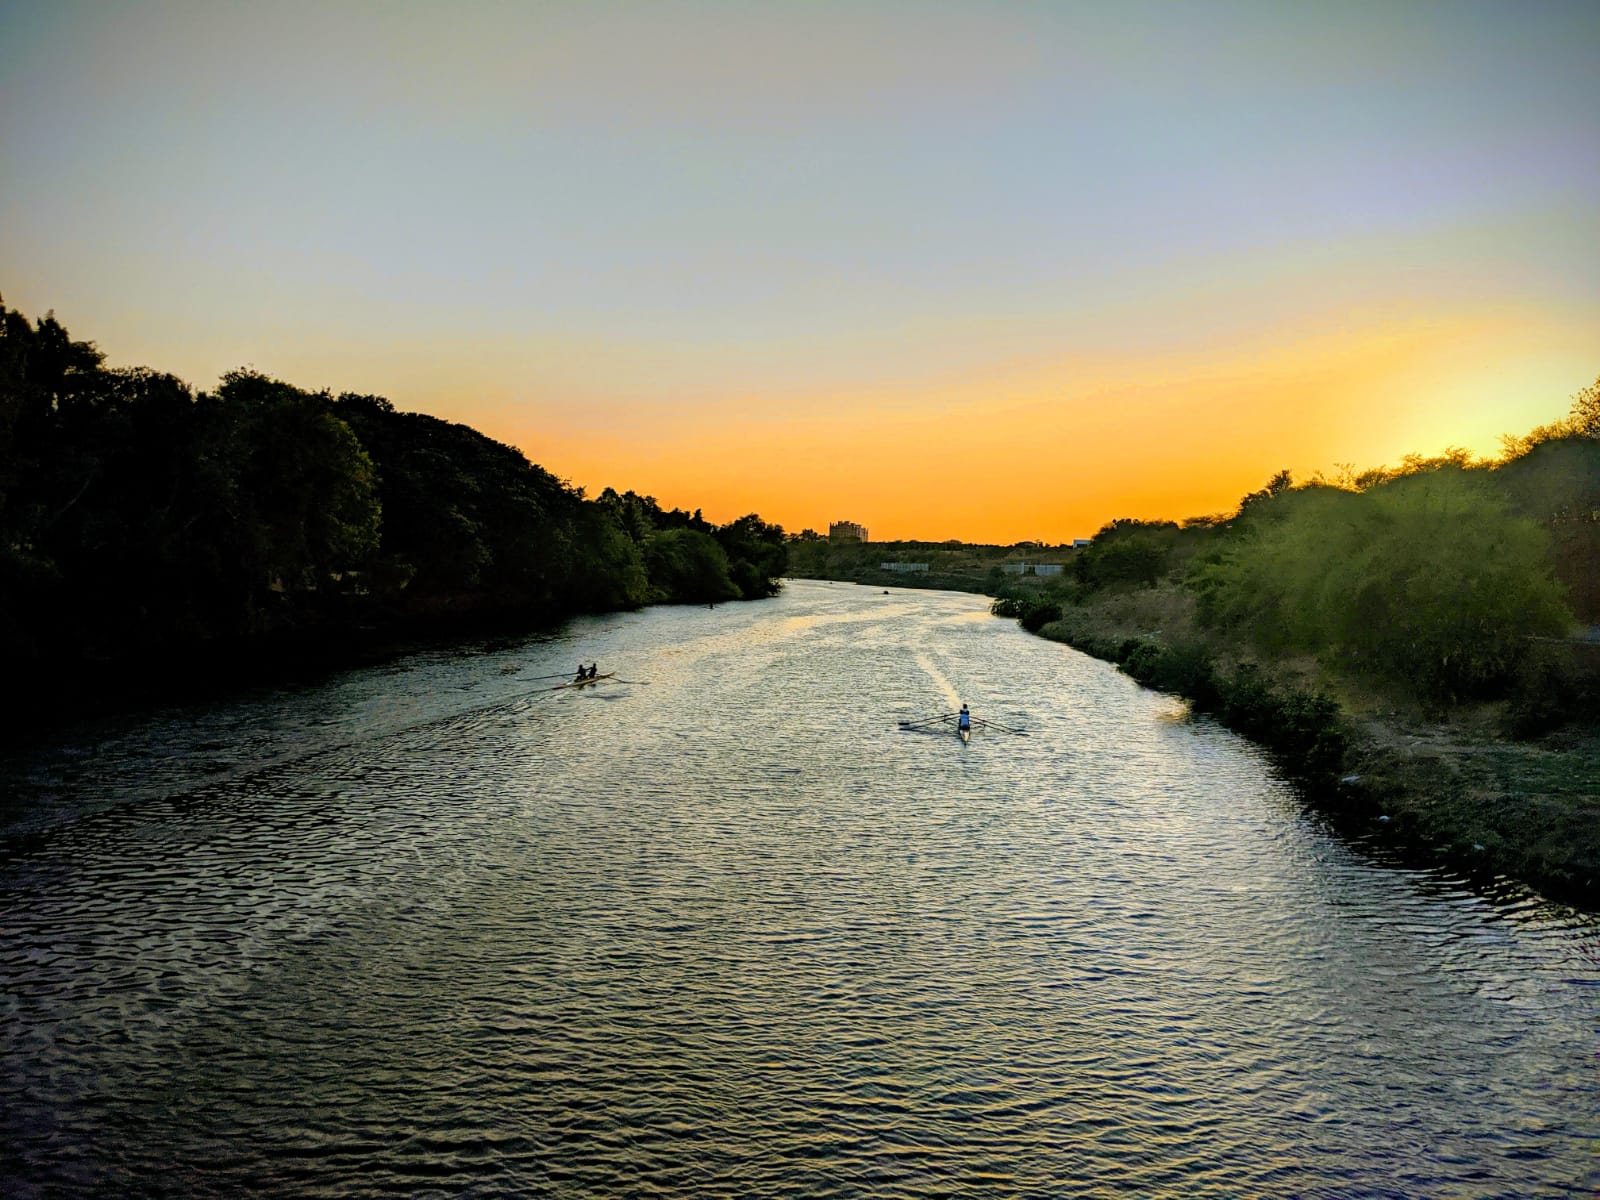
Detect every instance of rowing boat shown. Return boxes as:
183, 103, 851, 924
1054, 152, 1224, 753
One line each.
561, 672, 616, 689
899, 713, 1027, 737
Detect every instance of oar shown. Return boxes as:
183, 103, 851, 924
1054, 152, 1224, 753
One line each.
975, 718, 1027, 734
899, 713, 955, 729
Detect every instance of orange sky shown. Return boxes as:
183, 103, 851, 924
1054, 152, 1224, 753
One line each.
488, 301, 1595, 542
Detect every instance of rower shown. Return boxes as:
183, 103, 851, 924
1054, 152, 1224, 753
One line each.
957, 704, 971, 732
575, 664, 587, 682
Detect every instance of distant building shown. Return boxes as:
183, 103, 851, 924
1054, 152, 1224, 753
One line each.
830, 520, 868, 543
1072, 538, 1092, 548
1002, 562, 1064, 576
880, 562, 929, 572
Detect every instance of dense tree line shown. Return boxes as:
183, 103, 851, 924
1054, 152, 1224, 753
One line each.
1002, 380, 1599, 710
0, 300, 787, 683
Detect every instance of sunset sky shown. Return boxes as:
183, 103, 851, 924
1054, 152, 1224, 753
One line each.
3, 1, 1596, 542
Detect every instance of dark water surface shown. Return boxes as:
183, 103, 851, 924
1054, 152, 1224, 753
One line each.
3, 580, 1596, 1197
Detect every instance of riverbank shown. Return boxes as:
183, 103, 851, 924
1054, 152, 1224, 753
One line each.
2, 589, 773, 742
1030, 582, 1600, 912
1, 603, 559, 739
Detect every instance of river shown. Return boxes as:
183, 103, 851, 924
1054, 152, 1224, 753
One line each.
2, 579, 1596, 1197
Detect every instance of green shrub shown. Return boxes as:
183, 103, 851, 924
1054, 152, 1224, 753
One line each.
1192, 469, 1571, 706
1073, 519, 1181, 592
1120, 639, 1219, 705
1018, 599, 1061, 632
992, 594, 1062, 632
1503, 643, 1598, 739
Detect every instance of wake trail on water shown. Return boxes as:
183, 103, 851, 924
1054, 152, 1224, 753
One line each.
913, 648, 962, 710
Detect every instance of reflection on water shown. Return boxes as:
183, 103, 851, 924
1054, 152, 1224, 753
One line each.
2, 580, 1597, 1197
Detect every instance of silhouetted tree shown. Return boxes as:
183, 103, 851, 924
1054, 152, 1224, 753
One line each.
645, 528, 738, 602
714, 513, 787, 599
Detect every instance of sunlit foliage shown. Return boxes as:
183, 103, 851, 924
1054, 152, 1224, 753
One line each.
1071, 518, 1183, 590
1193, 469, 1571, 704
1493, 377, 1600, 622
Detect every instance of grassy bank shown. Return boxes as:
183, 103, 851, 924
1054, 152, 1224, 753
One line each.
1026, 583, 1600, 911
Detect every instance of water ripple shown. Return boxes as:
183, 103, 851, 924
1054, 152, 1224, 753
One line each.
1, 581, 1597, 1197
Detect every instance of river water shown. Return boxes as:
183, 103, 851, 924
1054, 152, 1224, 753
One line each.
2, 579, 1596, 1198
